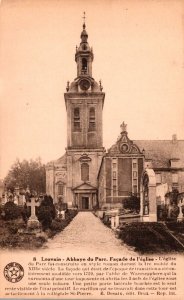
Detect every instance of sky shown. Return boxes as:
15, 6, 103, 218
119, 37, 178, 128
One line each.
0, 0, 184, 178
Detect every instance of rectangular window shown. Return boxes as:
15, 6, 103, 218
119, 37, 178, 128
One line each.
113, 190, 117, 197
113, 171, 116, 179
133, 163, 137, 169
172, 173, 178, 184
156, 173, 162, 184
89, 107, 96, 131
133, 171, 137, 178
133, 185, 137, 194
58, 185, 64, 195
112, 163, 116, 169
74, 107, 80, 131
133, 179, 137, 185
113, 179, 117, 187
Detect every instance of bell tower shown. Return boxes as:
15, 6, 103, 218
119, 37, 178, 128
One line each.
64, 14, 105, 209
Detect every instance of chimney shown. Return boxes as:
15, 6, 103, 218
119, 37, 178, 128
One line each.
172, 134, 177, 143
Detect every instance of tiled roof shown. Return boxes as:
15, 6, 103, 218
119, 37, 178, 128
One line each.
134, 140, 184, 168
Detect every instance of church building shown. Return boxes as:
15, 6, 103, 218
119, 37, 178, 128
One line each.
46, 21, 105, 209
46, 19, 184, 211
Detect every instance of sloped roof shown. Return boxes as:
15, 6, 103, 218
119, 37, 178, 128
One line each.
47, 153, 67, 168
134, 140, 184, 168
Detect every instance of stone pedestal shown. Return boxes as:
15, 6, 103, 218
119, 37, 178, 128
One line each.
61, 210, 66, 220
115, 215, 119, 228
27, 216, 41, 229
177, 200, 183, 222
111, 216, 115, 229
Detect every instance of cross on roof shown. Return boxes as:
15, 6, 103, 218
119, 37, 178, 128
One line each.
82, 11, 86, 23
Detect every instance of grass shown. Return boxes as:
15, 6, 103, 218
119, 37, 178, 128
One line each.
117, 222, 184, 254
0, 209, 78, 250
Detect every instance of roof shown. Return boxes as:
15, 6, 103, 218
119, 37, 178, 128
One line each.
134, 140, 184, 168
46, 153, 67, 168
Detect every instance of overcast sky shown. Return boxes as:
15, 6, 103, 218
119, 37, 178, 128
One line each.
0, 0, 184, 178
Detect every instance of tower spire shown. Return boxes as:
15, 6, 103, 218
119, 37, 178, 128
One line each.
82, 11, 86, 29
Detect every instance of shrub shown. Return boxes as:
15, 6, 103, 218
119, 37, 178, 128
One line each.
37, 195, 56, 230
50, 220, 65, 232
123, 196, 140, 211
4, 202, 20, 220
8, 223, 19, 234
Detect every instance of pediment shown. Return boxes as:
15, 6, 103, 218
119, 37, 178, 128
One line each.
72, 182, 97, 191
79, 153, 92, 162
55, 180, 65, 185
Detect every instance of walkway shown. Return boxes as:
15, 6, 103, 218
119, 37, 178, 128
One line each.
44, 212, 135, 255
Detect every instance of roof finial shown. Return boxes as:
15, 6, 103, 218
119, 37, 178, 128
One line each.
82, 11, 86, 29
120, 122, 127, 133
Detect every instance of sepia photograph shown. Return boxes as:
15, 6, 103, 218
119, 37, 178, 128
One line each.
0, 0, 184, 299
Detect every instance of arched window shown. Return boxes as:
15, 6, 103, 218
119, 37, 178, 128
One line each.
81, 163, 89, 181
82, 58, 87, 73
89, 107, 96, 131
73, 107, 80, 131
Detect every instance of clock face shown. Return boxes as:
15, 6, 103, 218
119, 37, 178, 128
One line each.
80, 79, 90, 91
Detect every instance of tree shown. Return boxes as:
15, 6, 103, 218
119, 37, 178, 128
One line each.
4, 158, 46, 194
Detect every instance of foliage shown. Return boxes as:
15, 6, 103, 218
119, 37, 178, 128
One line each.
3, 202, 20, 221
123, 195, 140, 211
4, 158, 46, 194
157, 204, 168, 221
118, 222, 184, 253
166, 221, 184, 233
165, 189, 179, 205
37, 195, 56, 230
170, 205, 179, 219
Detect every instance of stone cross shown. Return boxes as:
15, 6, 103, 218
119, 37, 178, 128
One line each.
27, 197, 40, 228
177, 199, 183, 222
27, 198, 39, 218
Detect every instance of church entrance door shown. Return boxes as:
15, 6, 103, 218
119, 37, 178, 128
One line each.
82, 197, 89, 209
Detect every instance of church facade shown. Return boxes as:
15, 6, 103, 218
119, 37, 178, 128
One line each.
46, 22, 105, 209
46, 21, 184, 210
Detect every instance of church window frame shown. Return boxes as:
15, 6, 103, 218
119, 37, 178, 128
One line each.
88, 107, 96, 131
156, 173, 162, 184
73, 107, 81, 132
111, 158, 118, 197
172, 172, 178, 184
113, 171, 116, 179
58, 184, 64, 196
82, 58, 88, 73
132, 158, 138, 194
81, 163, 89, 182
